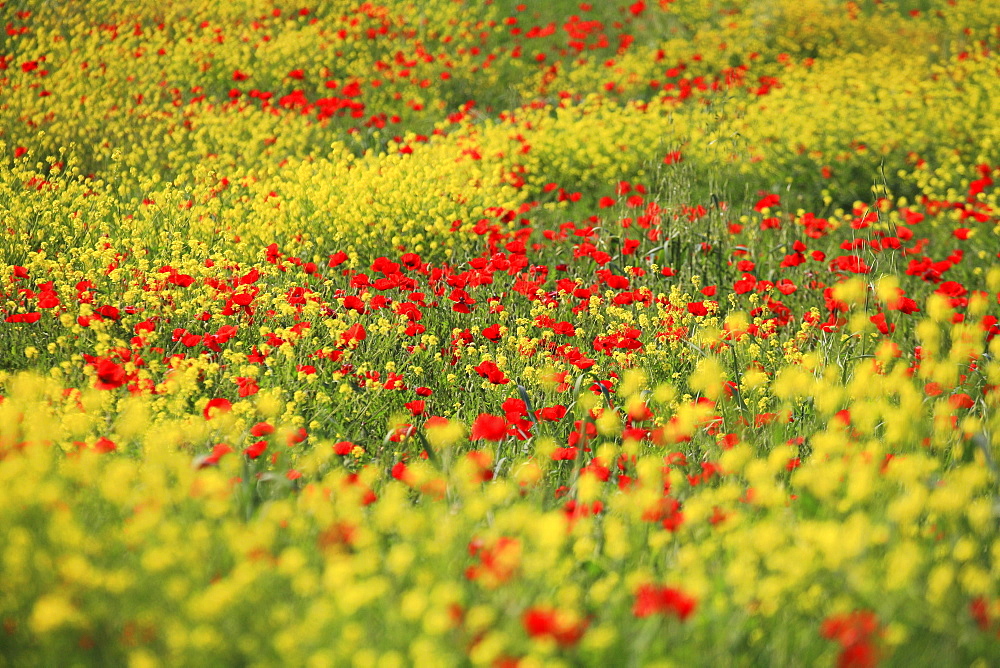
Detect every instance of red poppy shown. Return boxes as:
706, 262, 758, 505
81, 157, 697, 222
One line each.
687, 301, 708, 316
821, 610, 881, 668
333, 441, 355, 455
473, 360, 510, 385
244, 441, 267, 459
632, 584, 697, 620
391, 461, 410, 481
389, 424, 415, 442
198, 443, 234, 468
341, 323, 367, 345
949, 393, 975, 409
449, 288, 476, 313
37, 291, 60, 308
482, 324, 502, 341
663, 150, 682, 164
501, 398, 527, 422
404, 400, 426, 416
970, 597, 990, 630
754, 193, 780, 211
522, 607, 587, 647
203, 397, 233, 420
235, 376, 259, 397
6, 311, 41, 324
470, 413, 507, 442
870, 312, 894, 335
250, 422, 274, 437
94, 437, 117, 453
627, 401, 654, 421
536, 405, 567, 422
94, 358, 127, 390
465, 535, 517, 584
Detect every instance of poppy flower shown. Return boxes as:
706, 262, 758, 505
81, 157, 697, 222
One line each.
482, 324, 502, 341
820, 610, 881, 668
870, 312, 894, 335
449, 288, 476, 313
501, 398, 527, 421
244, 441, 267, 459
473, 360, 510, 385
93, 437, 117, 453
522, 607, 587, 647
250, 422, 274, 437
235, 376, 259, 397
197, 443, 234, 468
949, 393, 975, 409
389, 424, 415, 442
663, 150, 682, 164
754, 193, 780, 211
333, 441, 356, 455
404, 400, 427, 416
391, 461, 410, 481
633, 584, 697, 620
37, 292, 60, 308
203, 397, 233, 420
470, 413, 507, 442
94, 358, 127, 390
536, 405, 567, 421
7, 311, 42, 324
341, 323, 367, 345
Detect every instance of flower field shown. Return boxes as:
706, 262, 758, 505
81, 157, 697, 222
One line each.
2, 0, 1000, 664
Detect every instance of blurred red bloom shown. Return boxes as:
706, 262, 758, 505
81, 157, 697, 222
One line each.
391, 461, 410, 481
244, 441, 267, 459
94, 358, 127, 390
404, 399, 427, 416
235, 376, 259, 397
949, 393, 974, 409
333, 441, 355, 455
820, 610, 881, 668
203, 397, 232, 420
250, 422, 274, 437
197, 443, 234, 468
754, 193, 780, 211
870, 312, 894, 335
522, 606, 587, 647
536, 405, 567, 422
94, 436, 117, 453
470, 413, 507, 442
633, 584, 697, 620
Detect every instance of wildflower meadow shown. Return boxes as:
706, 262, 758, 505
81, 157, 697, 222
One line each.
2, 0, 1000, 665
